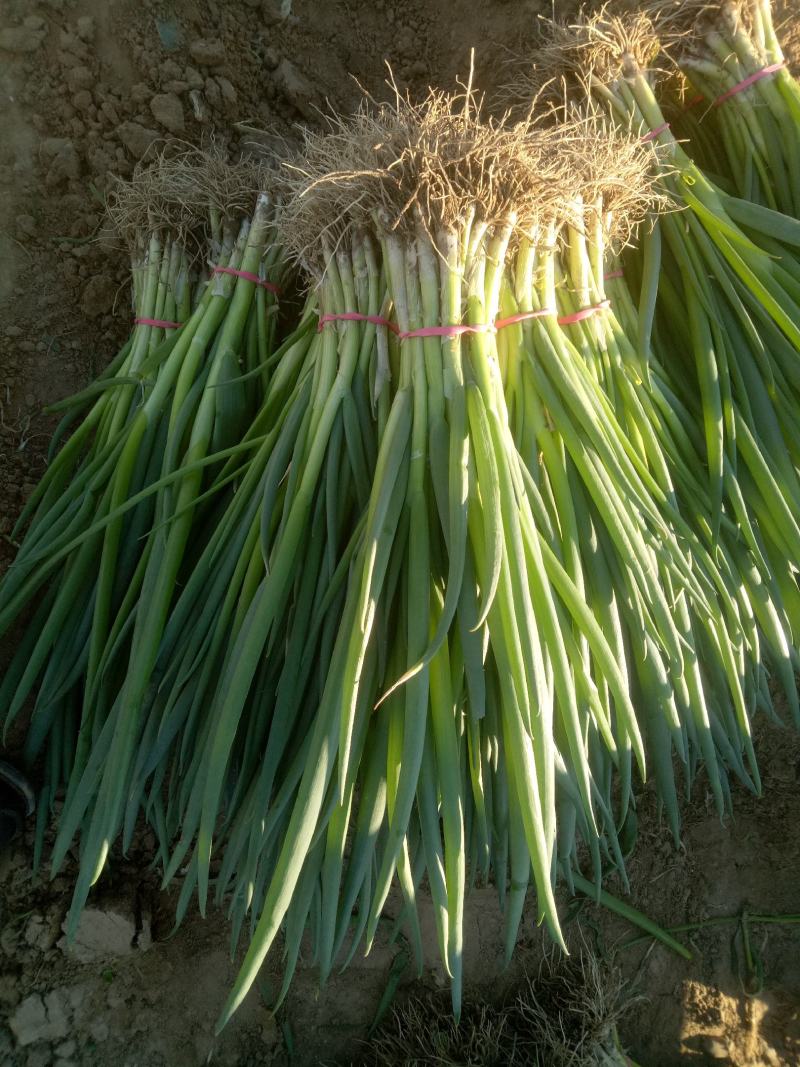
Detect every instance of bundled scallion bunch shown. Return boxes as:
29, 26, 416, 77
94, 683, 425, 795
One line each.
0, 149, 291, 877
520, 6, 800, 731
659, 0, 800, 215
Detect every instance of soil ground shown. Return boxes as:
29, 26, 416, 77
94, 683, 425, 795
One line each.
1, 2, 800, 1065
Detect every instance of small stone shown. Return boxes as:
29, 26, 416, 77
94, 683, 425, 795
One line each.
263, 47, 279, 70
149, 91, 184, 133
5, 325, 24, 338
59, 905, 138, 961
189, 38, 226, 65
76, 16, 95, 41
56, 1040, 76, 1058
117, 121, 160, 159
163, 80, 188, 94
188, 90, 209, 124
24, 15, 46, 30
0, 26, 45, 54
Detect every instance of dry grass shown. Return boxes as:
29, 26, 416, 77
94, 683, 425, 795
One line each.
277, 76, 665, 274
353, 946, 638, 1067
104, 144, 272, 251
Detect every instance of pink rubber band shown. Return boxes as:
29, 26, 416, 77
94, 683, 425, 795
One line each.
604, 270, 624, 280
397, 323, 496, 339
683, 92, 705, 111
641, 122, 670, 143
318, 301, 612, 338
557, 300, 611, 326
213, 266, 281, 295
135, 317, 181, 329
318, 312, 395, 332
494, 309, 554, 329
714, 62, 785, 106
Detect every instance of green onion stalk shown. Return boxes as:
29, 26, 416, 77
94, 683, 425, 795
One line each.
0, 159, 290, 878
665, 0, 800, 216
533, 9, 800, 714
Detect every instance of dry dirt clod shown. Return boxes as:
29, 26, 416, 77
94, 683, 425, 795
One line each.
65, 65, 94, 92
705, 1036, 732, 1060
149, 91, 185, 134
189, 38, 226, 66
72, 89, 93, 113
41, 138, 81, 187
117, 121, 161, 159
184, 65, 204, 89
216, 76, 238, 109
81, 275, 117, 318
10, 990, 70, 1046
58, 904, 144, 962
76, 16, 95, 42
274, 58, 318, 120
0, 25, 47, 54
24, 911, 60, 952
204, 77, 222, 110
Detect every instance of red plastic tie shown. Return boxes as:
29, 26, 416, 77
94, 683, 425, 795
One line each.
397, 323, 495, 339
641, 122, 670, 143
683, 92, 705, 111
213, 266, 282, 295
604, 270, 624, 280
317, 312, 395, 332
318, 302, 612, 338
557, 299, 611, 325
320, 316, 498, 339
135, 317, 181, 329
494, 308, 554, 329
714, 62, 785, 106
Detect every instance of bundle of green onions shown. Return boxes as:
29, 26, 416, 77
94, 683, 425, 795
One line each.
0, 150, 290, 877
660, 0, 800, 215
525, 5, 800, 720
